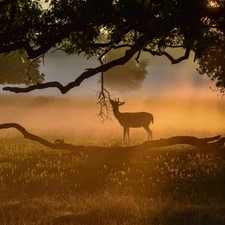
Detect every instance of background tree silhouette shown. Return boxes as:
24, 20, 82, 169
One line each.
99, 49, 149, 92
197, 38, 225, 93
0, 52, 44, 85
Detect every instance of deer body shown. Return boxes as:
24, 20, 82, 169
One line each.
110, 99, 154, 141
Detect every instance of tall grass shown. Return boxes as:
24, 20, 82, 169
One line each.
0, 140, 224, 224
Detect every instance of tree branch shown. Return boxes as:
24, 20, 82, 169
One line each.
3, 81, 65, 93
3, 33, 152, 94
143, 47, 191, 64
105, 44, 192, 65
0, 123, 83, 151
0, 23, 89, 59
0, 123, 224, 153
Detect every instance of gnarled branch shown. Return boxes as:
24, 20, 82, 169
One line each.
3, 33, 152, 94
0, 123, 224, 153
0, 123, 81, 151
3, 47, 193, 94
143, 47, 191, 64
0, 23, 88, 59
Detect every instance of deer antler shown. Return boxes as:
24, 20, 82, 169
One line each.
118, 97, 125, 106
116, 97, 122, 103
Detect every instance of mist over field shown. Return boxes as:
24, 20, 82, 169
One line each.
0, 95, 224, 144
37, 48, 218, 98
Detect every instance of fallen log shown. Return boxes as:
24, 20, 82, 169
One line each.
139, 135, 224, 149
0, 123, 224, 152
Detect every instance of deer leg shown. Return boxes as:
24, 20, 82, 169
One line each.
123, 127, 129, 142
143, 126, 153, 140
123, 127, 127, 141
149, 129, 153, 140
127, 127, 130, 142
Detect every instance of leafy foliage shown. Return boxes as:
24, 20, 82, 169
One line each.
0, 53, 44, 85
197, 36, 225, 93
0, 0, 225, 92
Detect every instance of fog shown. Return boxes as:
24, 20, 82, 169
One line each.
37, 49, 218, 99
0, 50, 224, 144
0, 95, 224, 144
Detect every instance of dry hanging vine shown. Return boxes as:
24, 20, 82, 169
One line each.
96, 49, 112, 122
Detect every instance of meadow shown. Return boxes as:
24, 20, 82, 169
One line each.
0, 95, 225, 224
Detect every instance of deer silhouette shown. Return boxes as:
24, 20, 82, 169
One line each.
110, 98, 154, 141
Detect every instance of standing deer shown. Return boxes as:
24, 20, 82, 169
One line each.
110, 98, 154, 141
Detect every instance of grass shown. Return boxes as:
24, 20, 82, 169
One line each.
0, 140, 225, 225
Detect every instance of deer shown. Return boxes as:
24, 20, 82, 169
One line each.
110, 98, 154, 141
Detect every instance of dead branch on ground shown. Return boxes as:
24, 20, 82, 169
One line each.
0, 123, 224, 153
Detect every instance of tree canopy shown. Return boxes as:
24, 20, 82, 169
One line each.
0, 52, 44, 85
0, 0, 225, 93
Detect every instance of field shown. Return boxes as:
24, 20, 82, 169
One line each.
0, 95, 225, 224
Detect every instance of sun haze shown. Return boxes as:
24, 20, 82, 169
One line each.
0, 94, 224, 145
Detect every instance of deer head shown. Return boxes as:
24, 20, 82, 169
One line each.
110, 97, 125, 108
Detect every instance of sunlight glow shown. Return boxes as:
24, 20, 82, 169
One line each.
40, 0, 49, 9
208, 0, 220, 8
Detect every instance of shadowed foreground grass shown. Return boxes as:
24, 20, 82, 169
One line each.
0, 140, 225, 225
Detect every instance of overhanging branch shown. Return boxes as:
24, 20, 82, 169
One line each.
0, 24, 87, 59
3, 81, 65, 94
3, 33, 152, 94
143, 47, 191, 64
